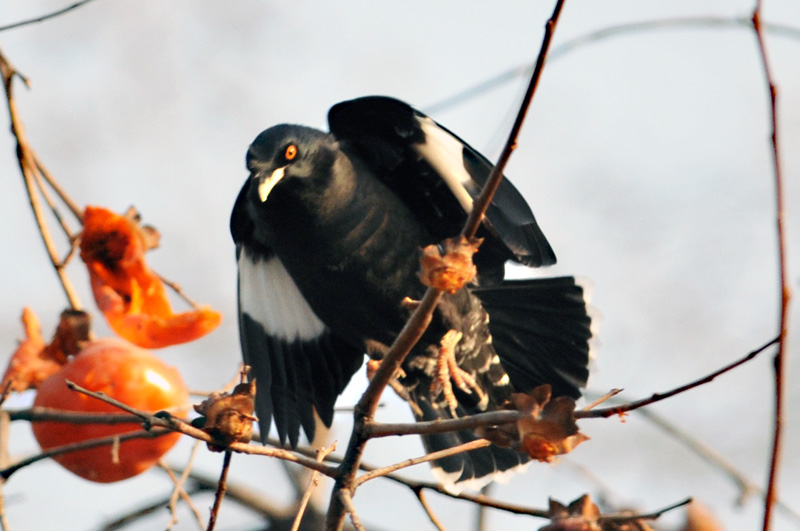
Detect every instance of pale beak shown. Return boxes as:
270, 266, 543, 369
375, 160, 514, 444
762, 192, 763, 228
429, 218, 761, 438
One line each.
258, 167, 286, 202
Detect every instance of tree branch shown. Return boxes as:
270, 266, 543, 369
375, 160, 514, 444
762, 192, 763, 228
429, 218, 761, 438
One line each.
751, 4, 790, 530
207, 450, 232, 531
0, 428, 172, 480
65, 380, 339, 477
577, 337, 778, 419
0, 48, 83, 311
0, 0, 99, 33
355, 439, 491, 487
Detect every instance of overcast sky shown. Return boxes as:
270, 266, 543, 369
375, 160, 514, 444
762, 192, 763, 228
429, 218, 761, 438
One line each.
1, 1, 799, 530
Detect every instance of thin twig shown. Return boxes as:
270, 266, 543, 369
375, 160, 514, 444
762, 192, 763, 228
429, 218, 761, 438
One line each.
0, 411, 10, 531
65, 380, 339, 476
33, 155, 84, 221
161, 442, 205, 531
0, 382, 13, 409
0, 428, 172, 480
424, 17, 800, 115
101, 485, 208, 531
367, 410, 519, 438
355, 439, 491, 487
32, 170, 77, 253
339, 491, 366, 531
474, 484, 491, 531
7, 407, 142, 424
327, 288, 441, 527
414, 489, 447, 531
582, 388, 623, 411
291, 443, 337, 531
0, 49, 82, 310
280, 440, 558, 520
158, 273, 200, 309
751, 4, 790, 530
206, 450, 232, 531
577, 337, 778, 419
0, 0, 99, 32
110, 466, 293, 529
600, 497, 692, 524
461, 0, 565, 240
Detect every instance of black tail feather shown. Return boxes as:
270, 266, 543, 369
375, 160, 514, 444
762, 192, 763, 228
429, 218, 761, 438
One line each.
473, 276, 593, 399
412, 393, 529, 493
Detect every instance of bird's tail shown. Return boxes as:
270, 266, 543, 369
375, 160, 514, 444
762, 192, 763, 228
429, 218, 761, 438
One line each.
412, 276, 594, 492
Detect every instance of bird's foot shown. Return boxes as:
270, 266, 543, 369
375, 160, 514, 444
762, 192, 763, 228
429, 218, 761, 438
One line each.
431, 330, 487, 414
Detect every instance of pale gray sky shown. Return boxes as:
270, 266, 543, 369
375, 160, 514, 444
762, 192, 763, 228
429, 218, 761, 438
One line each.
1, 1, 799, 529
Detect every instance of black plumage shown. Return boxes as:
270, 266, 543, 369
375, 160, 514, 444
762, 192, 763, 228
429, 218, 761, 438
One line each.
230, 96, 593, 491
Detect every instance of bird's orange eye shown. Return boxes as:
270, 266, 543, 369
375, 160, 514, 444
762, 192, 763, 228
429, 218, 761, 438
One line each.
285, 144, 298, 161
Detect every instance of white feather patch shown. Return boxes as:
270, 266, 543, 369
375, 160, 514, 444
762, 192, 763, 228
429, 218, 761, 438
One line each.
239, 253, 327, 341
414, 117, 474, 213
431, 459, 532, 494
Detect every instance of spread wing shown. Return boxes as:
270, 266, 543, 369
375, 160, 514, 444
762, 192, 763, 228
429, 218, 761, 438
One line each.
231, 182, 364, 447
327, 95, 556, 283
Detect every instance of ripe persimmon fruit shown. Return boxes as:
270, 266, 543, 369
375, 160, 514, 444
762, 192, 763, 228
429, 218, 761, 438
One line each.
32, 338, 188, 483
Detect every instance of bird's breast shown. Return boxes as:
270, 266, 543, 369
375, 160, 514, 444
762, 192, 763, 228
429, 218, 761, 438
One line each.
264, 190, 433, 348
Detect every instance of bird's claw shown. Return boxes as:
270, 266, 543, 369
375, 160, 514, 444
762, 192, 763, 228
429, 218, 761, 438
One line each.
431, 330, 487, 414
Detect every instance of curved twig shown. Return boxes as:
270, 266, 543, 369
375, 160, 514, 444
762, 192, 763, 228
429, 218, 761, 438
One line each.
64, 380, 339, 477
751, 4, 790, 530
0, 49, 83, 310
424, 17, 800, 115
577, 337, 778, 419
206, 450, 232, 531
0, 0, 99, 33
0, 428, 172, 480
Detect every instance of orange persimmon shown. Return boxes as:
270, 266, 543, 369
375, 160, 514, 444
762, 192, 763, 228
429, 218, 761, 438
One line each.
79, 206, 221, 348
32, 337, 188, 482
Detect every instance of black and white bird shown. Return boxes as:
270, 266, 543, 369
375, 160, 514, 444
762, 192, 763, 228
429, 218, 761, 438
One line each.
231, 96, 593, 491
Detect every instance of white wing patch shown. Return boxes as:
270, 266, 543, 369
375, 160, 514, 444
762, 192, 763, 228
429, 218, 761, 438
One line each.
414, 117, 475, 213
238, 252, 327, 341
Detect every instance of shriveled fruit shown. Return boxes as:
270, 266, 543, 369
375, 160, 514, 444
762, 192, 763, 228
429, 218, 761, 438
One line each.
32, 338, 188, 483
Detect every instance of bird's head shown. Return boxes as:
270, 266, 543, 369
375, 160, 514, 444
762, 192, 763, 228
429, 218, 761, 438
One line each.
246, 124, 340, 205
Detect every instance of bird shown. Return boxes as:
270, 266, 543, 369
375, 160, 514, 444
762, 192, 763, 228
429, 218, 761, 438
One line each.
230, 95, 594, 491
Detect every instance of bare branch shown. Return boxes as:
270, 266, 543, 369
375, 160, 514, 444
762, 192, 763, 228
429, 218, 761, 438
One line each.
0, 428, 172, 480
33, 155, 84, 221
206, 450, 232, 531
751, 4, 790, 530
64, 380, 339, 477
577, 337, 778, 419
292, 443, 337, 531
0, 411, 11, 531
0, 48, 83, 310
160, 443, 205, 531
339, 491, 366, 531
157, 273, 201, 309
600, 497, 692, 525
355, 439, 491, 487
367, 410, 519, 438
414, 489, 447, 531
0, 0, 99, 33
7, 407, 143, 424
424, 17, 800, 115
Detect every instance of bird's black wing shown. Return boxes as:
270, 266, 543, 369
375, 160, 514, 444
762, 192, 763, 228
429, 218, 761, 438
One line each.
328, 96, 556, 283
232, 183, 364, 447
